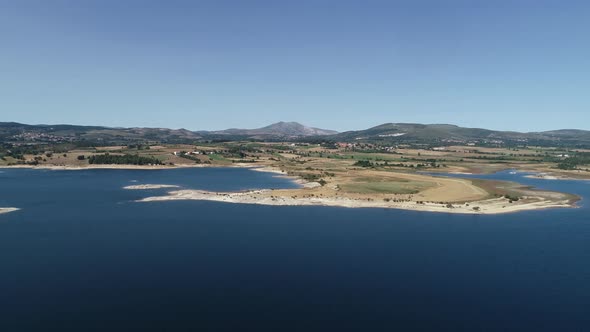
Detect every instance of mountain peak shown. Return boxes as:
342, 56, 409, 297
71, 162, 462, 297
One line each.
211, 122, 337, 137
262, 121, 337, 136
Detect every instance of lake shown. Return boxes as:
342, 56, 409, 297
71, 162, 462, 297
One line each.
1, 167, 589, 331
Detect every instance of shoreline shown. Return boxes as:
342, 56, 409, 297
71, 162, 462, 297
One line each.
133, 189, 574, 215
122, 166, 579, 215
3, 163, 589, 181
0, 207, 20, 215
123, 184, 181, 190
0, 164, 206, 170
523, 172, 590, 181
3, 164, 580, 215
0, 163, 299, 173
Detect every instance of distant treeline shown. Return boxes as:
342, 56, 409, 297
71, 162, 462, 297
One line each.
557, 153, 590, 170
353, 159, 441, 169
88, 153, 162, 165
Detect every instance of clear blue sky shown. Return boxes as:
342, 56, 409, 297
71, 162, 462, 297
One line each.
1, 0, 588, 132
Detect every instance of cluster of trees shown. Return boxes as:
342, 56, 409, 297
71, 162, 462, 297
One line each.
504, 195, 520, 202
354, 159, 442, 169
557, 153, 590, 170
230, 159, 257, 163
1, 144, 44, 160
178, 153, 204, 164
299, 173, 321, 181
223, 145, 264, 158
387, 160, 441, 168
127, 144, 151, 150
0, 141, 102, 161
382, 197, 414, 203
353, 160, 373, 167
286, 172, 327, 185
88, 153, 162, 165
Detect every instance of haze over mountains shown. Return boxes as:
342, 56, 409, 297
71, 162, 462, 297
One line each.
204, 121, 338, 138
2, 121, 590, 147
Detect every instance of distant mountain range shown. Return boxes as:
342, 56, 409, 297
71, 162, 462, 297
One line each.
202, 121, 338, 139
2, 121, 590, 147
0, 121, 337, 144
329, 123, 590, 147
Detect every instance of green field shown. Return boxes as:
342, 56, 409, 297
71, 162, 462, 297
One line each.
207, 154, 230, 162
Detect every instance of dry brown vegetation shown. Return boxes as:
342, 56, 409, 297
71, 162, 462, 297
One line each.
4, 142, 586, 213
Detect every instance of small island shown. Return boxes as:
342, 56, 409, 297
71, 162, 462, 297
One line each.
0, 207, 20, 215
123, 184, 180, 190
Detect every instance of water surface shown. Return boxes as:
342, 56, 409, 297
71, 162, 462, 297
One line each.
1, 168, 589, 331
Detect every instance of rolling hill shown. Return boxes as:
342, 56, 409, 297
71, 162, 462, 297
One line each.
2, 121, 590, 147
0, 121, 336, 144
204, 121, 338, 139
325, 123, 590, 147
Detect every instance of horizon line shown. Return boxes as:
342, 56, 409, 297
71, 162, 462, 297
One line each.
2, 119, 589, 134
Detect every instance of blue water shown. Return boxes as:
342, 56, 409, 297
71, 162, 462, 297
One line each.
1, 168, 589, 331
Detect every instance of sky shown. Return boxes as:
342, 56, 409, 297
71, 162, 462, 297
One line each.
1, 0, 589, 132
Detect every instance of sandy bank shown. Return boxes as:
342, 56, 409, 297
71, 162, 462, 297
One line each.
136, 189, 574, 215
523, 172, 590, 181
0, 207, 20, 215
0, 164, 205, 171
524, 173, 560, 180
123, 184, 180, 190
